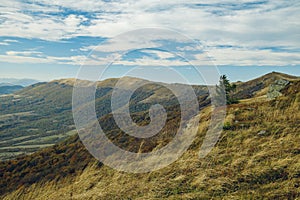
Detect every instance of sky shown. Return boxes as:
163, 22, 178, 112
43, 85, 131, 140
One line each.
0, 0, 299, 84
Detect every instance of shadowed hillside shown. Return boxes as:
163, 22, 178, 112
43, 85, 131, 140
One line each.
0, 85, 23, 95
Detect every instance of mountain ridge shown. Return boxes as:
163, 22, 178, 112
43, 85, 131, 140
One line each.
0, 85, 24, 95
0, 78, 40, 87
233, 71, 300, 99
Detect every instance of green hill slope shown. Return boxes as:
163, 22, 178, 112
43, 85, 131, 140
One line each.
0, 78, 208, 160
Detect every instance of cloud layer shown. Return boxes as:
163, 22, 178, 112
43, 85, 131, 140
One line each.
0, 0, 299, 66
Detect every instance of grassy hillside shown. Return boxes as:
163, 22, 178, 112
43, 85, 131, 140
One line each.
0, 81, 75, 160
0, 73, 299, 199
0, 78, 208, 160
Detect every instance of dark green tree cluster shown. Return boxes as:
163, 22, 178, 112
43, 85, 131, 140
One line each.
216, 75, 239, 105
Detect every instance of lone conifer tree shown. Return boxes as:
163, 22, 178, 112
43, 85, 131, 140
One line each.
216, 75, 238, 105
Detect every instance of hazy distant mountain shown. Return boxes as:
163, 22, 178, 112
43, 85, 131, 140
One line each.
0, 78, 40, 87
0, 83, 14, 87
0, 85, 24, 95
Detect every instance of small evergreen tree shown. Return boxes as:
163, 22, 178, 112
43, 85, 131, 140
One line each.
216, 75, 238, 105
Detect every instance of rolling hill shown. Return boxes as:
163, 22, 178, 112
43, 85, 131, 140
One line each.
0, 72, 299, 199
0, 85, 24, 95
0, 78, 209, 160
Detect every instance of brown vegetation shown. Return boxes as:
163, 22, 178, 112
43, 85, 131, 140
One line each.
0, 73, 299, 199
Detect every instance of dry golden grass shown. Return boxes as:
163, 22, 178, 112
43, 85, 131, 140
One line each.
2, 78, 300, 200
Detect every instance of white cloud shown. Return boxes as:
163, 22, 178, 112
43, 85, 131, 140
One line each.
0, 54, 53, 64
6, 51, 43, 56
115, 57, 189, 67
196, 47, 300, 66
0, 42, 10, 46
0, 1, 89, 41
141, 50, 175, 59
0, 50, 86, 65
0, 39, 20, 46
3, 39, 19, 43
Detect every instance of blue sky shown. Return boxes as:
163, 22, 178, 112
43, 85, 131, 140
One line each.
0, 0, 299, 84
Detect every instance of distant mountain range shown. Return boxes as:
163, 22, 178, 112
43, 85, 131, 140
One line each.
0, 78, 40, 87
0, 85, 24, 95
0, 78, 40, 95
